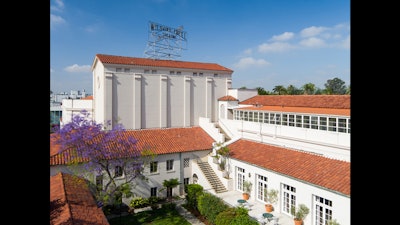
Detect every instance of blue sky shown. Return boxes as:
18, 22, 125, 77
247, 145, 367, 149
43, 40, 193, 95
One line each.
50, 0, 350, 94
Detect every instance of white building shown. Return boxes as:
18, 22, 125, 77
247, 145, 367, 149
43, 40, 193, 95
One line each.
50, 90, 91, 126
51, 54, 350, 225
91, 54, 234, 129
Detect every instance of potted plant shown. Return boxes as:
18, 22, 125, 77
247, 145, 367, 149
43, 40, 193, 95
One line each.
264, 188, 278, 212
291, 204, 310, 225
242, 180, 252, 200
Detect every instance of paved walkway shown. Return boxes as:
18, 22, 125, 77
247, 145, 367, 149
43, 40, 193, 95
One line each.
174, 196, 206, 225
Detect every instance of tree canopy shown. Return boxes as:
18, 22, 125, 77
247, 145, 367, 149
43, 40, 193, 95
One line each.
51, 110, 154, 206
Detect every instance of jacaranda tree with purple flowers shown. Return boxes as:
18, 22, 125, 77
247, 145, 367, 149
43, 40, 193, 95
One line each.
52, 110, 156, 207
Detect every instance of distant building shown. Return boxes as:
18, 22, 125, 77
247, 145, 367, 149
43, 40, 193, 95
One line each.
50, 90, 91, 126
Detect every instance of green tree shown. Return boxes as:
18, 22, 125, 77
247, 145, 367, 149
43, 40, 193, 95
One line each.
324, 77, 347, 94
286, 85, 301, 95
52, 110, 156, 208
162, 178, 181, 202
302, 83, 316, 95
272, 85, 287, 95
256, 87, 268, 95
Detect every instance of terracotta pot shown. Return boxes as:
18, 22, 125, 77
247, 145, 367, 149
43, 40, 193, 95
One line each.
242, 193, 250, 200
265, 204, 273, 212
294, 219, 303, 225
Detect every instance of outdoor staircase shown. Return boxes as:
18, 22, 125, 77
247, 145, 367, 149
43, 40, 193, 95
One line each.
215, 123, 231, 142
197, 161, 228, 193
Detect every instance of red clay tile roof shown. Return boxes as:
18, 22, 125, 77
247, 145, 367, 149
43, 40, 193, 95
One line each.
82, 95, 93, 100
228, 139, 350, 196
50, 172, 109, 225
218, 95, 239, 101
50, 127, 214, 166
238, 95, 350, 116
94, 54, 234, 73
240, 95, 350, 109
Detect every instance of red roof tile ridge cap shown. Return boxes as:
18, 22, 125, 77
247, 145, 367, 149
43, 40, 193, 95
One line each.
60, 173, 74, 223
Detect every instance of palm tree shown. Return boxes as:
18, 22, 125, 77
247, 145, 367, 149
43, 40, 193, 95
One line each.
272, 85, 287, 95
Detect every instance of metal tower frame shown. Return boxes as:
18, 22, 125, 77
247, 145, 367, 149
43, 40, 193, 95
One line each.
144, 21, 187, 60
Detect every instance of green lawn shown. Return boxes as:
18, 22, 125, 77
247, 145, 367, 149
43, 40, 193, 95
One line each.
108, 206, 191, 225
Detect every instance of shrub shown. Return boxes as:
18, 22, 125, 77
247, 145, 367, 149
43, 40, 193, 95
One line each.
129, 197, 148, 209
198, 192, 229, 224
185, 184, 204, 210
231, 214, 259, 225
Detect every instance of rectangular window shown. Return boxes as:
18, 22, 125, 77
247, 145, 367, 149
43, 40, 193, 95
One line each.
347, 119, 351, 133
270, 113, 275, 124
144, 69, 150, 74
319, 117, 327, 130
193, 72, 197, 76
176, 71, 181, 75
288, 114, 295, 126
151, 70, 157, 74
114, 166, 123, 177
275, 113, 281, 125
328, 117, 337, 132
184, 178, 189, 185
311, 116, 318, 129
151, 187, 157, 197
184, 158, 190, 168
257, 174, 268, 202
338, 118, 347, 133
213, 73, 218, 77
303, 116, 310, 128
116, 68, 122, 72
314, 195, 333, 225
199, 72, 203, 76
258, 112, 263, 123
243, 111, 248, 121
248, 111, 253, 122
124, 68, 130, 73
166, 159, 174, 171
170, 71, 175, 75
237, 167, 245, 191
295, 115, 302, 127
282, 184, 296, 215
282, 114, 288, 126
264, 112, 269, 123
150, 161, 158, 173
254, 112, 259, 122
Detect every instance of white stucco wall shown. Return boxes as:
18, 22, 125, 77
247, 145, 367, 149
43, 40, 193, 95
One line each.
228, 158, 350, 225
60, 99, 93, 126
92, 60, 233, 130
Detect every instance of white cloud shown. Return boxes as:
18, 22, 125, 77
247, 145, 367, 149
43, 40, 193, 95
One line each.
341, 35, 350, 49
300, 26, 327, 37
234, 57, 270, 69
50, 14, 66, 27
50, 0, 64, 12
243, 48, 252, 55
299, 37, 325, 47
64, 64, 91, 73
258, 42, 294, 53
270, 32, 294, 42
